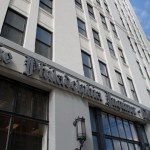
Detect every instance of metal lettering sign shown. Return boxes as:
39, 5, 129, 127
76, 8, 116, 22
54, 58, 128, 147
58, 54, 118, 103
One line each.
105, 92, 136, 116
0, 47, 13, 64
23, 56, 102, 101
23, 56, 149, 120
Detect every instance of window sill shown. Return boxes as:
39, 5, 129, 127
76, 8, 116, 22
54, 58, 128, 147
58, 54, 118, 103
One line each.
111, 54, 118, 60
95, 44, 104, 51
39, 7, 54, 19
103, 27, 110, 33
114, 35, 120, 41
79, 33, 89, 42
122, 62, 129, 68
90, 16, 97, 23
75, 5, 84, 13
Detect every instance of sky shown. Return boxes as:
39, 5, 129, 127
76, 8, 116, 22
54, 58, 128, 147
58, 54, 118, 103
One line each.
130, 0, 150, 39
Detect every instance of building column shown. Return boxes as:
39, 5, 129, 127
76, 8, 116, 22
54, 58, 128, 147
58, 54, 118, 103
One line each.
0, 0, 10, 33
23, 0, 39, 52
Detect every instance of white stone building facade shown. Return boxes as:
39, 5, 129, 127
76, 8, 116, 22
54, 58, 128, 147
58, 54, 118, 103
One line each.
0, 0, 150, 150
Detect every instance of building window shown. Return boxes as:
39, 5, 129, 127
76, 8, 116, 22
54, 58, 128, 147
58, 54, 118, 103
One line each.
99, 61, 111, 88
81, 51, 94, 79
35, 25, 52, 59
96, 0, 100, 5
0, 76, 49, 150
127, 78, 138, 101
142, 49, 149, 62
127, 36, 134, 51
115, 70, 127, 96
120, 17, 125, 27
135, 43, 141, 56
40, 0, 53, 14
75, 0, 82, 8
89, 108, 149, 150
118, 48, 126, 64
110, 22, 118, 37
107, 40, 115, 56
100, 14, 107, 29
1, 9, 26, 46
87, 3, 95, 18
136, 61, 143, 76
92, 29, 101, 46
144, 66, 150, 80
104, 2, 110, 13
77, 18, 87, 37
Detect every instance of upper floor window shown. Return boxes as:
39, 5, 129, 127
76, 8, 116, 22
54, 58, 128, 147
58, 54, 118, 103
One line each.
96, 0, 101, 5
99, 61, 111, 88
144, 66, 150, 80
81, 51, 94, 80
92, 29, 101, 46
1, 9, 26, 46
127, 36, 134, 51
135, 43, 141, 56
104, 2, 110, 13
40, 0, 53, 14
77, 18, 87, 37
110, 22, 118, 37
107, 40, 115, 56
100, 14, 107, 29
35, 25, 52, 59
118, 48, 126, 64
142, 49, 149, 62
115, 70, 127, 96
87, 3, 95, 18
75, 0, 82, 9
136, 61, 143, 76
127, 78, 138, 101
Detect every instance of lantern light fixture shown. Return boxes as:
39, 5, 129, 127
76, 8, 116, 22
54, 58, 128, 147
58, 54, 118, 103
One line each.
73, 116, 86, 150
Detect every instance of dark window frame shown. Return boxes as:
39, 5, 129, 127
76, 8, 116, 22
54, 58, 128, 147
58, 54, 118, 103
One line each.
35, 25, 53, 59
92, 29, 101, 46
1, 8, 27, 46
127, 78, 138, 101
40, 0, 53, 14
0, 75, 49, 150
118, 48, 126, 64
75, 0, 82, 9
107, 39, 116, 56
81, 51, 94, 80
87, 3, 95, 18
110, 22, 118, 37
77, 18, 87, 37
100, 14, 108, 29
99, 61, 111, 88
115, 70, 127, 96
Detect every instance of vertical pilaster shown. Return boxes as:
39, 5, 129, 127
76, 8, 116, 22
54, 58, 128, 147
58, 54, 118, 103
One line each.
23, 0, 39, 52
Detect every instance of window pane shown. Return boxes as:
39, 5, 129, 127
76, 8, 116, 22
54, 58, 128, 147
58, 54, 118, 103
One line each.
102, 76, 111, 88
32, 92, 48, 120
123, 120, 132, 140
10, 118, 48, 150
109, 115, 119, 137
102, 113, 111, 135
99, 63, 107, 76
92, 136, 99, 150
128, 143, 135, 150
134, 144, 141, 150
15, 86, 32, 117
35, 40, 52, 59
113, 140, 121, 150
83, 66, 93, 79
121, 142, 129, 150
116, 118, 126, 139
140, 126, 148, 144
82, 52, 92, 67
1, 25, 23, 45
89, 108, 97, 132
0, 79, 14, 112
130, 123, 138, 141
5, 10, 26, 31
36, 26, 52, 46
106, 139, 113, 150
0, 115, 10, 150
